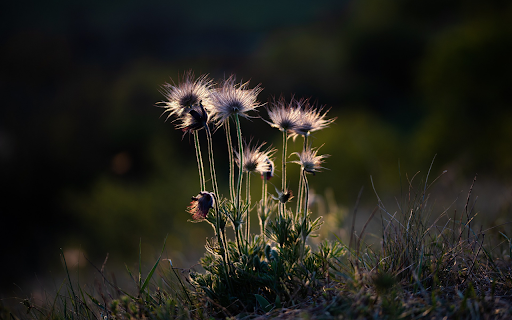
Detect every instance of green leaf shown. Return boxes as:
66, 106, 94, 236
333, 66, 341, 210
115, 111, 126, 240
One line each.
254, 294, 273, 313
275, 294, 282, 309
140, 235, 168, 294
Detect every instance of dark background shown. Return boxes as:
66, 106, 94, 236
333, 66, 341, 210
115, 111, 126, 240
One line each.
1, 0, 512, 297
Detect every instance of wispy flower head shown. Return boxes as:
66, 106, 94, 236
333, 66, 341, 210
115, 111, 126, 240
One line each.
160, 71, 214, 121
291, 146, 329, 175
211, 75, 262, 124
290, 101, 336, 138
235, 141, 276, 174
176, 102, 209, 133
188, 191, 215, 220
265, 96, 303, 132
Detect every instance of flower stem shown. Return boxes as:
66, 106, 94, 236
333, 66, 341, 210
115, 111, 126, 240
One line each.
224, 120, 235, 201
301, 168, 310, 261
281, 130, 288, 218
234, 114, 244, 234
204, 127, 231, 288
211, 194, 232, 292
246, 172, 251, 240
205, 126, 219, 197
296, 135, 309, 218
193, 131, 206, 191
260, 174, 268, 239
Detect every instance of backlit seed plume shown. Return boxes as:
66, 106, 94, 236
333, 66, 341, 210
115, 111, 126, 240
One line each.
188, 191, 215, 220
176, 102, 209, 133
291, 146, 329, 175
160, 71, 214, 121
235, 142, 276, 174
265, 96, 303, 132
261, 157, 275, 180
211, 75, 262, 124
290, 101, 336, 138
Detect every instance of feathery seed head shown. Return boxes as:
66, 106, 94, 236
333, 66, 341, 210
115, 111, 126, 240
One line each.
188, 191, 215, 220
292, 146, 329, 175
211, 75, 262, 124
160, 71, 214, 121
235, 141, 276, 174
290, 101, 336, 138
265, 96, 303, 132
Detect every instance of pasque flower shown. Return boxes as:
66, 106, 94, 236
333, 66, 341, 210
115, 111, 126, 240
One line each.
188, 191, 215, 220
290, 101, 336, 138
211, 75, 262, 124
292, 146, 329, 175
160, 71, 214, 120
177, 102, 209, 133
273, 187, 294, 204
265, 96, 303, 132
235, 142, 276, 175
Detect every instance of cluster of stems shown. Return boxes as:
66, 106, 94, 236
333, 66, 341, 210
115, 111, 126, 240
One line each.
188, 107, 324, 268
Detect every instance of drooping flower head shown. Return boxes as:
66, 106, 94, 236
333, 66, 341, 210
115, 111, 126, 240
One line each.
290, 101, 336, 139
211, 75, 262, 124
176, 102, 209, 133
265, 96, 303, 133
160, 71, 214, 121
272, 186, 294, 204
291, 146, 329, 175
235, 141, 276, 175
188, 191, 215, 220
261, 157, 275, 180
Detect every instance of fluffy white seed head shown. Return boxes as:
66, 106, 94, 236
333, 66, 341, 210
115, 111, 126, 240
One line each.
235, 141, 276, 174
160, 71, 214, 121
292, 146, 329, 175
210, 75, 262, 125
265, 96, 303, 132
290, 101, 336, 138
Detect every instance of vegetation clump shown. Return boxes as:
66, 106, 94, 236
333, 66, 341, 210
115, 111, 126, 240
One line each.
6, 72, 512, 320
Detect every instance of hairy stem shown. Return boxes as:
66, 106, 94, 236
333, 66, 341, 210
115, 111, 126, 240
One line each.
301, 169, 310, 261
224, 120, 235, 201
296, 135, 309, 217
205, 128, 231, 287
246, 172, 251, 240
205, 126, 219, 197
281, 130, 288, 218
193, 131, 206, 191
234, 115, 244, 233
260, 174, 268, 239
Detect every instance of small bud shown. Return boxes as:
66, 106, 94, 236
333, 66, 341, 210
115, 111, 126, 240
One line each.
261, 158, 275, 180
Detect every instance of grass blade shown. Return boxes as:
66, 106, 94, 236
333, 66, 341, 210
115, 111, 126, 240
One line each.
140, 235, 168, 294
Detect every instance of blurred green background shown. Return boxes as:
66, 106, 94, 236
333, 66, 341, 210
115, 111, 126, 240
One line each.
1, 0, 512, 295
